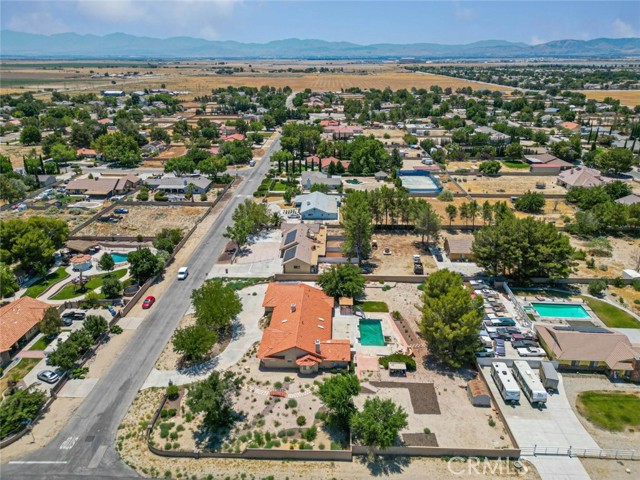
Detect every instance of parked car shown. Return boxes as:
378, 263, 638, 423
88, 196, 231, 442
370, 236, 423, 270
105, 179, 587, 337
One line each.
62, 310, 86, 321
62, 317, 73, 327
496, 327, 512, 340
142, 296, 156, 309
287, 213, 300, 219
512, 340, 539, 349
434, 252, 443, 262
114, 208, 129, 214
413, 263, 424, 274
413, 255, 421, 264
517, 347, 546, 357
177, 267, 189, 280
494, 339, 506, 356
37, 370, 60, 384
475, 348, 495, 358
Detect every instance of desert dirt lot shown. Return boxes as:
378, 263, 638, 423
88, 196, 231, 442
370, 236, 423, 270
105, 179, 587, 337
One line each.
0, 144, 43, 168
570, 235, 639, 278
577, 89, 640, 107
77, 204, 208, 237
0, 205, 95, 230
457, 175, 567, 195
473, 196, 578, 227
369, 232, 437, 275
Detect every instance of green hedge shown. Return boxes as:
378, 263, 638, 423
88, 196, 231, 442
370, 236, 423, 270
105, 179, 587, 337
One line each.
378, 354, 416, 371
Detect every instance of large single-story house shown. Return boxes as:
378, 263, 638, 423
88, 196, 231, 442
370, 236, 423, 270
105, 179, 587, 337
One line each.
300, 171, 342, 191
444, 236, 475, 261
293, 192, 340, 221
145, 176, 212, 195
280, 223, 327, 273
616, 194, 640, 206
65, 175, 140, 198
257, 283, 351, 373
0, 297, 51, 366
557, 167, 608, 189
536, 325, 640, 382
525, 153, 573, 174
76, 148, 98, 159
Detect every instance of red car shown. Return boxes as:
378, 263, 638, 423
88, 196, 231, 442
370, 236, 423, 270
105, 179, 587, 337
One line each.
142, 295, 156, 309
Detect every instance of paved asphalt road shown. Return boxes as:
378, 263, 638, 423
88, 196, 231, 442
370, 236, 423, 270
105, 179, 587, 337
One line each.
3, 137, 280, 480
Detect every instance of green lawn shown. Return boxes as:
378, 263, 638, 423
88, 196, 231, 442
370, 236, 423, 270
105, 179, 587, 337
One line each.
580, 296, 640, 329
29, 336, 53, 351
502, 161, 530, 169
0, 358, 40, 394
270, 181, 289, 192
577, 391, 640, 431
50, 269, 127, 301
356, 301, 389, 313
23, 267, 70, 298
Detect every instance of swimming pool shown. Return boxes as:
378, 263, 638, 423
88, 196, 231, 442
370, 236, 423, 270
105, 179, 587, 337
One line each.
110, 252, 129, 263
359, 319, 385, 346
531, 303, 590, 319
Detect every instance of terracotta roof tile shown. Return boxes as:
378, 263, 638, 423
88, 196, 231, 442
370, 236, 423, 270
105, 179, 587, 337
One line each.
0, 297, 51, 352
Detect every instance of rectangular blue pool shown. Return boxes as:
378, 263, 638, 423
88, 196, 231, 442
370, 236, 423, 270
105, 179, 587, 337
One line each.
531, 303, 590, 319
359, 319, 385, 346
110, 252, 129, 263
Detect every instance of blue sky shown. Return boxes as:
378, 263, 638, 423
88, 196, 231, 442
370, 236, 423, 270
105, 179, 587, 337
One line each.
2, 1, 639, 44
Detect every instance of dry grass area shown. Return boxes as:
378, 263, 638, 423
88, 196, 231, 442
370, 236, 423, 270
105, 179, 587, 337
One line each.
0, 144, 43, 168
369, 232, 437, 275
459, 175, 567, 195
467, 197, 577, 227
77, 204, 207, 237
155, 144, 187, 160
428, 196, 469, 221
571, 236, 639, 278
0, 206, 95, 229
578, 90, 640, 107
609, 286, 640, 316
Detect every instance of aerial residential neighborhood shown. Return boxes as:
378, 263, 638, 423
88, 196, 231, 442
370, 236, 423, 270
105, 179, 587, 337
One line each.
0, 2, 639, 480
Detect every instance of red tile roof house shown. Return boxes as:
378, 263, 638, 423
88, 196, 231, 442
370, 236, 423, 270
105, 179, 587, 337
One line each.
0, 297, 51, 366
257, 283, 352, 374
220, 133, 246, 142
76, 148, 98, 159
319, 157, 350, 172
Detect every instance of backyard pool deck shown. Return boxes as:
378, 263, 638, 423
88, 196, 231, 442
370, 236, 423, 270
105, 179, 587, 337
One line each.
522, 298, 599, 325
332, 310, 407, 358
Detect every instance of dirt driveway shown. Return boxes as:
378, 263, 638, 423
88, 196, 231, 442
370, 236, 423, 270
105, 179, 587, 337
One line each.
369, 232, 437, 275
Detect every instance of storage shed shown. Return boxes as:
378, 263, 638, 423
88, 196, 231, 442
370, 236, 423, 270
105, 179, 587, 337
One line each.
539, 361, 559, 390
467, 378, 491, 407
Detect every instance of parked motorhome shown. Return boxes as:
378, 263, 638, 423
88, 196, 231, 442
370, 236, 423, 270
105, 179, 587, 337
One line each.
512, 361, 548, 405
491, 362, 520, 403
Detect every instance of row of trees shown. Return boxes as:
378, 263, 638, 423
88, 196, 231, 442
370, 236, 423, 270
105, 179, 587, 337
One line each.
223, 199, 277, 252
47, 314, 108, 371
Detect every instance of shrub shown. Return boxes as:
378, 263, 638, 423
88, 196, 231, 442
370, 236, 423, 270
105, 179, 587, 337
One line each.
154, 191, 168, 202
284, 376, 292, 382
160, 408, 177, 419
488, 418, 496, 427
277, 430, 286, 438
319, 443, 325, 450
391, 310, 401, 320
287, 399, 297, 408
166, 384, 179, 400
296, 415, 306, 426
200, 193, 208, 201
303, 425, 317, 441
164, 442, 172, 450
437, 190, 454, 201
588, 279, 607, 297
423, 427, 431, 434
633, 279, 640, 292
274, 381, 282, 389
137, 189, 149, 201
330, 441, 342, 450
612, 277, 625, 288
378, 353, 416, 371
110, 325, 123, 334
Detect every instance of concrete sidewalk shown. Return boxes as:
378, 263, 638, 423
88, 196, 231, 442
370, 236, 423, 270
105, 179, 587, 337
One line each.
142, 284, 268, 388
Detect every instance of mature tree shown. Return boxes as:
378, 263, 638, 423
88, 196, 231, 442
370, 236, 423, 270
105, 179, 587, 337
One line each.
101, 276, 122, 299
84, 315, 108, 340
341, 191, 373, 263
93, 132, 141, 167
350, 397, 408, 456
481, 201, 493, 225
412, 200, 442, 246
39, 308, 62, 337
566, 186, 612, 210
318, 264, 365, 299
504, 142, 523, 159
473, 215, 574, 280
127, 248, 163, 283
586, 237, 613, 257
198, 156, 227, 179
316, 373, 360, 428
20, 125, 42, 145
223, 223, 249, 252
191, 279, 242, 332
271, 150, 293, 173
98, 253, 115, 273
186, 371, 240, 431
514, 191, 546, 213
11, 229, 55, 276
0, 387, 47, 438
150, 127, 171, 144
0, 264, 18, 298
310, 183, 330, 193
596, 148, 633, 175
219, 139, 253, 165
153, 228, 184, 254
478, 160, 501, 175
164, 157, 196, 176
50, 143, 76, 165
420, 269, 484, 367
445, 204, 457, 226
603, 181, 632, 200
0, 176, 26, 203
47, 328, 94, 370
172, 324, 218, 362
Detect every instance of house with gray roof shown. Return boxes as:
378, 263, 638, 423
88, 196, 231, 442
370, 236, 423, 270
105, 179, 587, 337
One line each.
293, 192, 340, 221
300, 171, 342, 191
145, 176, 212, 194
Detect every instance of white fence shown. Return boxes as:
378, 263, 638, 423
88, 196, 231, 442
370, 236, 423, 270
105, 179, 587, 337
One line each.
520, 445, 639, 460
503, 281, 531, 328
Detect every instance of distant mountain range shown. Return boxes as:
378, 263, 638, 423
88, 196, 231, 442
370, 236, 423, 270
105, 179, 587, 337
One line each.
2, 31, 640, 59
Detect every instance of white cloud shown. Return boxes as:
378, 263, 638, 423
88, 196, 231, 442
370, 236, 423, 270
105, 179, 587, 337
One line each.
454, 1, 474, 21
612, 18, 639, 38
7, 11, 69, 35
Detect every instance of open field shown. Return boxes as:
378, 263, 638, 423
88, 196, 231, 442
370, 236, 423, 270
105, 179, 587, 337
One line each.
458, 175, 567, 195
0, 207, 95, 230
369, 232, 438, 275
570, 236, 638, 278
77, 205, 207, 237
0, 144, 43, 168
577, 90, 640, 106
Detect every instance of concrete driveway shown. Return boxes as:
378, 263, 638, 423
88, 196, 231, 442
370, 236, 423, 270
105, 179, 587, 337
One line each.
483, 365, 599, 480
142, 283, 268, 388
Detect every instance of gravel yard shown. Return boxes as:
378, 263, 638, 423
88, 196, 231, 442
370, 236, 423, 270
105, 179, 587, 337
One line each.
369, 232, 437, 275
459, 175, 567, 195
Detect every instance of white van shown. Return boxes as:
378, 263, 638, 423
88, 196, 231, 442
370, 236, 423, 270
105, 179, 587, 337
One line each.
177, 267, 188, 280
